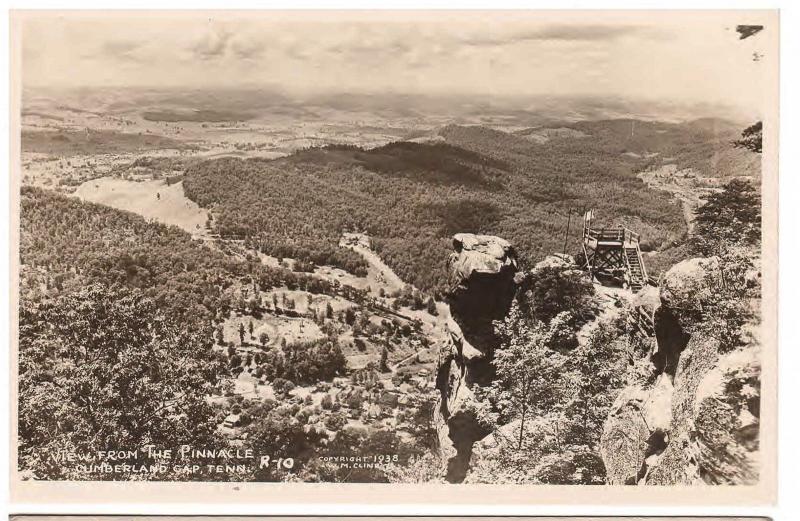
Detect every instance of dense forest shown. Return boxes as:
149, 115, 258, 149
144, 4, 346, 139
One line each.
19, 187, 353, 323
18, 283, 226, 480
182, 120, 712, 293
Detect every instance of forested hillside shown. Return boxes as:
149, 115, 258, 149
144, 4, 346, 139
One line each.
183, 121, 697, 293
20, 187, 345, 321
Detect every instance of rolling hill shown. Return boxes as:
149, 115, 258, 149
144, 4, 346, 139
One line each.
178, 119, 744, 294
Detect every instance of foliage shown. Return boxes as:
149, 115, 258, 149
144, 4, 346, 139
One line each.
18, 284, 224, 480
244, 401, 326, 481
562, 321, 628, 467
491, 305, 571, 449
19, 187, 336, 324
479, 301, 627, 484
518, 266, 595, 324
384, 452, 446, 483
685, 245, 761, 354
692, 178, 761, 257
260, 338, 347, 385
732, 121, 763, 154
311, 427, 425, 483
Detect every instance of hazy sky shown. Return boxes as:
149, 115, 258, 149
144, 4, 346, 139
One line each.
19, 11, 775, 114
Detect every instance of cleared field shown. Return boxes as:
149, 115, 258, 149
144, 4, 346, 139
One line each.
22, 129, 189, 156
222, 312, 325, 349
142, 109, 255, 122
73, 177, 207, 235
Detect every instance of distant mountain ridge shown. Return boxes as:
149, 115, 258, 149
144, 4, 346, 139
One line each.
23, 86, 758, 127
178, 118, 730, 292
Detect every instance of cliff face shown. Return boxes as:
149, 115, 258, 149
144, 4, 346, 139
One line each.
601, 256, 761, 485
435, 233, 518, 482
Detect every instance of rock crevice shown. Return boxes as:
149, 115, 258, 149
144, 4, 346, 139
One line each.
601, 256, 760, 485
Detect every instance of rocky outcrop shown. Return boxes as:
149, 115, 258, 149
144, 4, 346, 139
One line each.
435, 233, 517, 482
601, 256, 761, 485
660, 256, 724, 327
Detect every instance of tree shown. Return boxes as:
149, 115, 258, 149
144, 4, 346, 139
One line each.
692, 178, 761, 256
325, 302, 334, 319
519, 266, 595, 324
379, 346, 390, 372
733, 121, 762, 153
259, 332, 269, 347
18, 284, 224, 480
344, 307, 356, 325
261, 338, 347, 385
325, 413, 347, 432
272, 378, 295, 396
492, 304, 569, 450
238, 323, 246, 345
564, 321, 626, 452
248, 320, 254, 337
244, 405, 323, 481
425, 297, 438, 316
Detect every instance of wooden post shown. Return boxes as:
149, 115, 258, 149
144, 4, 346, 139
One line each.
563, 208, 572, 255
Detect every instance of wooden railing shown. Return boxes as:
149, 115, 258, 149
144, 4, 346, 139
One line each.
624, 228, 640, 244
635, 241, 649, 281
584, 226, 641, 245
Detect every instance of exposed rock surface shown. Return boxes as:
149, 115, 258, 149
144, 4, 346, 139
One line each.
532, 253, 575, 273
435, 233, 517, 482
601, 255, 760, 485
660, 256, 723, 328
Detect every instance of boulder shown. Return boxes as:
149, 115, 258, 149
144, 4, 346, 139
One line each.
600, 387, 651, 485
651, 256, 721, 375
647, 340, 761, 485
631, 284, 660, 317
602, 252, 761, 486
660, 256, 723, 327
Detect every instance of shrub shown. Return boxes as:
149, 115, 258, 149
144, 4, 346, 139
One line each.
520, 267, 595, 324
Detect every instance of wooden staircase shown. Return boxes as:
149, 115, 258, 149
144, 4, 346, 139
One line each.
624, 246, 647, 292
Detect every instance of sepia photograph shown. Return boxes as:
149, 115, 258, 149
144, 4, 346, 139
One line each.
8, 10, 778, 503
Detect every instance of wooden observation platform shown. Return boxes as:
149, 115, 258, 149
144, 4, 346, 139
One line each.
582, 210, 649, 291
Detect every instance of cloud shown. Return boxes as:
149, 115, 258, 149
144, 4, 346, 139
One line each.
460, 24, 668, 46
191, 28, 233, 60
186, 26, 272, 61
230, 37, 267, 60
84, 38, 150, 63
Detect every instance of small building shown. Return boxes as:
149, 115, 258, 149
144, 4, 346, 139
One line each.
223, 414, 242, 428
